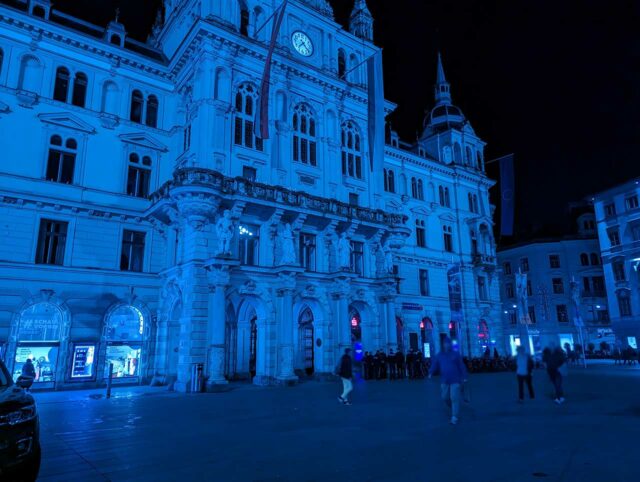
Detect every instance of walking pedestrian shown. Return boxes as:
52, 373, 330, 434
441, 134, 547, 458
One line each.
20, 358, 36, 393
542, 345, 566, 404
337, 348, 353, 405
429, 337, 467, 425
515, 346, 535, 402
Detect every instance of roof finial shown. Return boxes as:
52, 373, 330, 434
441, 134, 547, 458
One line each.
434, 51, 452, 105
349, 0, 374, 41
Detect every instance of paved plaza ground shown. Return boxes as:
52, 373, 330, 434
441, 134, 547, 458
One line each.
34, 363, 640, 482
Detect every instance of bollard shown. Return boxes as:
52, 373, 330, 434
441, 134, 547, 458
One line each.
106, 362, 113, 399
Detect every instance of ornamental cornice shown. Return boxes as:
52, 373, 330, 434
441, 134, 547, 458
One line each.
0, 194, 151, 224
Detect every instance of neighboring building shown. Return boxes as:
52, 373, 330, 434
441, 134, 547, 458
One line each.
498, 210, 610, 355
0, 0, 501, 391
593, 178, 640, 350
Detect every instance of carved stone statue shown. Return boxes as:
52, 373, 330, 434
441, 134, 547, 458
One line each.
338, 232, 351, 269
382, 240, 394, 274
280, 223, 296, 265
215, 210, 234, 255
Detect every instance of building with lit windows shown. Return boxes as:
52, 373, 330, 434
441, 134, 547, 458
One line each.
0, 0, 501, 391
593, 179, 640, 350
497, 209, 611, 355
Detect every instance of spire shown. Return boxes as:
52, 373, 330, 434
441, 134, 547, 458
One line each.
434, 52, 452, 105
349, 0, 374, 41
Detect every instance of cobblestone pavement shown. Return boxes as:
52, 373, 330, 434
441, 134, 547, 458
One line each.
34, 364, 640, 482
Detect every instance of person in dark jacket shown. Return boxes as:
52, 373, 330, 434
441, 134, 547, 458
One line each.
22, 358, 36, 379
388, 349, 397, 380
543, 345, 566, 404
395, 350, 405, 379
337, 348, 353, 405
429, 337, 467, 424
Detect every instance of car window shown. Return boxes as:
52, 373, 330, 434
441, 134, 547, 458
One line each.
0, 361, 10, 387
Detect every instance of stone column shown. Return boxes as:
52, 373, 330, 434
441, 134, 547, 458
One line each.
173, 192, 219, 393
331, 277, 352, 355
382, 293, 398, 351
276, 271, 299, 384
273, 121, 290, 186
205, 260, 235, 389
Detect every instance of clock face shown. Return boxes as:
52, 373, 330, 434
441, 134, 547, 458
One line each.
291, 31, 313, 57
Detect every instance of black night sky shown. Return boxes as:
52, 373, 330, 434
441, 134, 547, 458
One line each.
54, 0, 640, 239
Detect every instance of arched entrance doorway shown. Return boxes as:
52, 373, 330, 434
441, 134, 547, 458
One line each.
298, 307, 314, 376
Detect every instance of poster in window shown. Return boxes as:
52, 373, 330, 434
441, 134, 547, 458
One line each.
71, 344, 95, 379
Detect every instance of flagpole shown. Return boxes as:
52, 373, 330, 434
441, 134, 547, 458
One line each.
254, 1, 285, 38
485, 153, 515, 166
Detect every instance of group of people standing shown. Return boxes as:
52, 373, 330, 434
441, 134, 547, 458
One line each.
336, 339, 570, 423
362, 349, 427, 380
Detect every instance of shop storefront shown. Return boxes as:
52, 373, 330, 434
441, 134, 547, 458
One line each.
11, 302, 66, 389
103, 305, 145, 381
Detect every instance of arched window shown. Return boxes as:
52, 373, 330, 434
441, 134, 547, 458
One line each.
46, 135, 77, 184
110, 34, 122, 46
130, 90, 144, 123
338, 49, 346, 79
349, 53, 360, 84
71, 72, 88, 107
416, 219, 426, 247
341, 120, 362, 179
234, 83, 263, 151
453, 142, 462, 163
292, 103, 317, 166
617, 290, 632, 317
126, 153, 152, 198
19, 55, 42, 92
384, 169, 395, 193
417, 179, 424, 200
476, 151, 483, 169
590, 253, 600, 266
32, 5, 46, 18
439, 186, 451, 207
239, 2, 250, 36
104, 305, 145, 379
468, 193, 479, 213
411, 177, 418, 198
443, 225, 453, 252
579, 253, 589, 266
53, 67, 70, 102
465, 146, 473, 165
101, 81, 119, 113
470, 230, 478, 254
146, 95, 159, 128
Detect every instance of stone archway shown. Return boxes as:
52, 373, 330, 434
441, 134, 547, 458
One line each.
298, 306, 314, 376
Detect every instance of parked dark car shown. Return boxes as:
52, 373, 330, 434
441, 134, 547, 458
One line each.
0, 359, 40, 481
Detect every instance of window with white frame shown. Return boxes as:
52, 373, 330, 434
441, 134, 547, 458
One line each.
416, 219, 426, 247
126, 153, 152, 198
129, 90, 160, 127
411, 177, 424, 200
384, 169, 395, 193
46, 135, 77, 184
234, 83, 263, 151
292, 103, 317, 166
341, 120, 362, 179
617, 290, 632, 317
438, 185, 451, 207
299, 233, 316, 272
443, 225, 453, 252
239, 224, 260, 266
419, 269, 429, 296
350, 241, 364, 275
477, 276, 488, 301
120, 230, 145, 272
36, 219, 68, 265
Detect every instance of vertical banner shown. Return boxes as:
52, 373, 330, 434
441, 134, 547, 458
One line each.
255, 0, 288, 140
515, 272, 531, 354
367, 49, 385, 173
447, 264, 464, 351
499, 154, 515, 236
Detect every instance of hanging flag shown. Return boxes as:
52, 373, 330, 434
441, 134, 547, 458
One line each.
499, 154, 515, 236
255, 0, 288, 140
367, 49, 385, 172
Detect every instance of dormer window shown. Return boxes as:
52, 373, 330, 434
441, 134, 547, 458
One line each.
110, 35, 121, 46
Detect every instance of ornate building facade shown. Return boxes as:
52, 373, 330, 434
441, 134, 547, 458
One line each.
0, 0, 501, 391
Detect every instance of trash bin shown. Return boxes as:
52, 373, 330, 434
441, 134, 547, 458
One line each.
190, 363, 204, 393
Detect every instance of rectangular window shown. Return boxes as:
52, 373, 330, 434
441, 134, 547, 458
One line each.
242, 166, 257, 182
556, 304, 569, 323
349, 193, 359, 206
549, 255, 560, 269
528, 306, 536, 324
350, 241, 364, 276
416, 221, 426, 248
626, 195, 639, 210
309, 142, 317, 166
619, 294, 632, 317
299, 233, 316, 272
126, 166, 151, 198
46, 149, 75, 184
613, 261, 626, 282
604, 203, 616, 217
509, 311, 517, 325
341, 152, 347, 175
503, 262, 512, 275
234, 117, 243, 146
552, 277, 564, 294
591, 276, 605, 294
419, 269, 429, 296
36, 219, 68, 265
505, 283, 515, 298
527, 280, 533, 297
120, 230, 145, 272
597, 310, 609, 323
243, 120, 254, 149
520, 258, 529, 272
239, 224, 259, 266
183, 124, 192, 151
608, 229, 621, 247
478, 276, 488, 301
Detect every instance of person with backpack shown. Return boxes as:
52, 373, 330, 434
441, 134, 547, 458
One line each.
515, 345, 535, 402
543, 344, 566, 404
429, 337, 467, 424
337, 348, 353, 405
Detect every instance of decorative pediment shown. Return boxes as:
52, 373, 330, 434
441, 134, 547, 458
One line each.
119, 132, 168, 152
385, 199, 403, 213
438, 212, 457, 223
38, 112, 96, 134
410, 206, 432, 217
